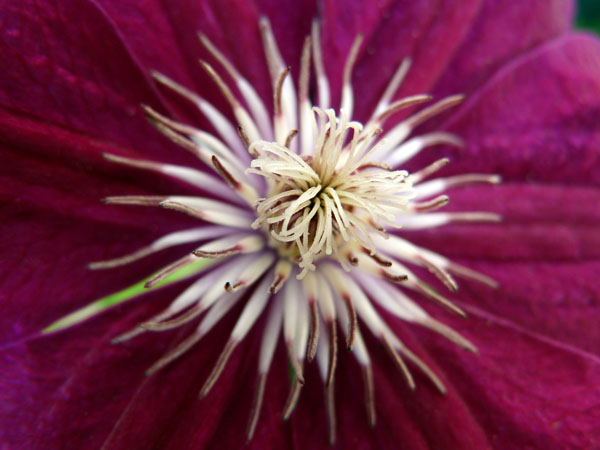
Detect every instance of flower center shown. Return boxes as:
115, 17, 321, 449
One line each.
249, 107, 415, 277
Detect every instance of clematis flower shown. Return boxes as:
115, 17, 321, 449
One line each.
1, 0, 600, 449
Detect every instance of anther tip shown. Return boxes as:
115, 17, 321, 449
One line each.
452, 93, 466, 103
198, 59, 212, 72
199, 388, 209, 399
138, 321, 152, 330
150, 70, 165, 81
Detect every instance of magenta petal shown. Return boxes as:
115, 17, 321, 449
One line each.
409, 183, 600, 355
0, 107, 201, 223
95, 0, 317, 119
53, 308, 288, 449
0, 202, 182, 346
288, 333, 490, 449
8, 301, 600, 449
433, 0, 574, 98
1, 1, 598, 448
0, 290, 179, 448
436, 33, 600, 183
418, 305, 600, 449
321, 0, 482, 119
457, 260, 600, 357
0, 0, 173, 158
412, 184, 600, 261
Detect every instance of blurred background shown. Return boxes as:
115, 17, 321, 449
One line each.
578, 0, 600, 34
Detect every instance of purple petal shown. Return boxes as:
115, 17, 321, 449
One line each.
95, 0, 317, 120
0, 107, 200, 221
409, 183, 600, 355
433, 0, 574, 98
0, 201, 188, 346
320, 0, 482, 119
0, 0, 177, 161
413, 184, 600, 261
433, 33, 600, 183
0, 290, 177, 448
416, 305, 600, 449
4, 296, 600, 448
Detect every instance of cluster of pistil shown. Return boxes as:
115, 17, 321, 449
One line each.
90, 18, 501, 444
250, 107, 415, 277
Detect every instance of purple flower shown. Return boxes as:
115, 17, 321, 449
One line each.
2, 0, 600, 449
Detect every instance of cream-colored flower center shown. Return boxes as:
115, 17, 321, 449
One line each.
250, 107, 415, 277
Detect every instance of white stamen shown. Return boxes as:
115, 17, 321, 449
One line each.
89, 226, 226, 270
102, 153, 242, 204
414, 173, 502, 199
151, 71, 247, 158
385, 132, 463, 168
260, 18, 298, 143
311, 20, 330, 109
225, 252, 275, 292
340, 34, 363, 119
399, 211, 502, 229
199, 33, 273, 140
373, 58, 412, 116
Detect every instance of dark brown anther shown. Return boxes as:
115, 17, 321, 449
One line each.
306, 301, 320, 362
212, 155, 241, 189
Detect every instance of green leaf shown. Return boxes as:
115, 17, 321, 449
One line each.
577, 0, 600, 35
42, 258, 212, 334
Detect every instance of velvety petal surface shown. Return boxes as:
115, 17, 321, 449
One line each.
0, 106, 198, 346
432, 0, 574, 98
320, 0, 482, 119
320, 0, 573, 124
0, 107, 199, 222
0, 286, 179, 448
94, 0, 317, 121
0, 0, 177, 162
428, 33, 600, 183
0, 200, 192, 347
398, 32, 600, 358
3, 286, 600, 449
414, 304, 600, 449
0, 292, 292, 449
407, 183, 600, 357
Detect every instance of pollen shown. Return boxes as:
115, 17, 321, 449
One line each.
87, 16, 502, 445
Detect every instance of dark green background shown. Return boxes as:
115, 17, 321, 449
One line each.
578, 0, 600, 34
